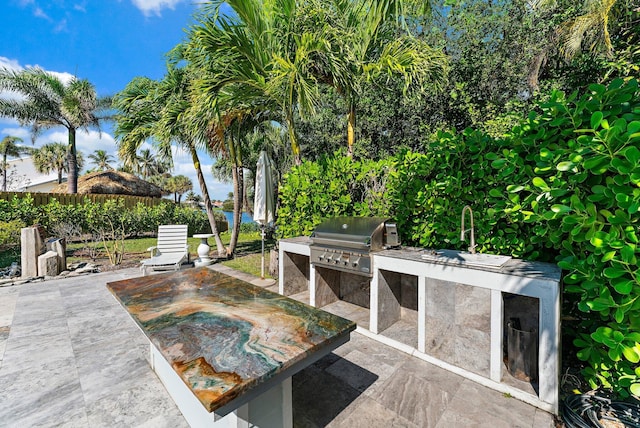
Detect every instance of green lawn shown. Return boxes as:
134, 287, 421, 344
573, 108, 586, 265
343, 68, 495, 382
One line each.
1, 231, 276, 279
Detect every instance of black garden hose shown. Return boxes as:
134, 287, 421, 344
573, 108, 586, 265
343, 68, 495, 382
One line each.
561, 393, 640, 427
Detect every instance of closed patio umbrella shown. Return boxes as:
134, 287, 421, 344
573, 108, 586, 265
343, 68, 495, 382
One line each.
253, 151, 276, 281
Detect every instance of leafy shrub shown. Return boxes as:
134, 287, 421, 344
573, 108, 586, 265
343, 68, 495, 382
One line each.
0, 195, 39, 225
276, 153, 392, 238
37, 199, 81, 234
491, 78, 640, 397
240, 221, 261, 233
172, 205, 211, 236
0, 219, 26, 250
386, 131, 543, 260
85, 198, 128, 265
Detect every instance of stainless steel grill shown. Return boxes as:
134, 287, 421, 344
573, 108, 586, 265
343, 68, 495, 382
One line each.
310, 216, 400, 276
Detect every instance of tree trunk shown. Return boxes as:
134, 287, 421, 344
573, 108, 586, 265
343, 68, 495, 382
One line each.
57, 169, 63, 184
286, 110, 301, 166
527, 49, 546, 93
347, 103, 356, 158
67, 128, 78, 194
190, 145, 226, 257
227, 165, 244, 257
243, 175, 253, 218
2, 158, 7, 192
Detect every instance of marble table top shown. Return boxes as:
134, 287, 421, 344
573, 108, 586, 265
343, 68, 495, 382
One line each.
107, 267, 355, 414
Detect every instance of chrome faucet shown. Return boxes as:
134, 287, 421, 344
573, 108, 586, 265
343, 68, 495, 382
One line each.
460, 205, 477, 254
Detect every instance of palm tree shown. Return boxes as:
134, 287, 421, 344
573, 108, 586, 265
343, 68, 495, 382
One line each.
87, 149, 114, 171
0, 135, 29, 191
113, 68, 229, 256
527, 0, 629, 90
136, 148, 160, 179
32, 142, 85, 184
0, 67, 110, 193
297, 0, 448, 156
166, 175, 192, 203
185, 0, 322, 166
185, 191, 202, 205
560, 0, 620, 60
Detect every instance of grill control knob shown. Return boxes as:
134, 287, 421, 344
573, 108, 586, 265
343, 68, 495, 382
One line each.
318, 252, 327, 261
351, 257, 360, 268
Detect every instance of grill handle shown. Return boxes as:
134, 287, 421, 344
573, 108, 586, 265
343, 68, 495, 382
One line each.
311, 237, 371, 249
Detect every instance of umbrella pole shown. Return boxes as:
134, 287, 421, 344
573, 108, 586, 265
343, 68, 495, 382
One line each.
260, 224, 266, 280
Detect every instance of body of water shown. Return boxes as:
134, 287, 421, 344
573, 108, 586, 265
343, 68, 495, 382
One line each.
222, 211, 255, 229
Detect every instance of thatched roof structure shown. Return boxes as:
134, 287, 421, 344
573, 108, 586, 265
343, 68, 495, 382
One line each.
51, 170, 163, 197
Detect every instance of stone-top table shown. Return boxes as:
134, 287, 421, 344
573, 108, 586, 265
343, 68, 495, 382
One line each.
107, 267, 355, 428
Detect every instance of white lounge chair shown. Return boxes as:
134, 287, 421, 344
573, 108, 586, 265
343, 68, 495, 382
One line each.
141, 225, 189, 276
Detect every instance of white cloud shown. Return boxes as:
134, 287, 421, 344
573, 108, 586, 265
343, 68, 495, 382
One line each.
0, 127, 30, 141
0, 56, 22, 71
54, 18, 68, 33
0, 117, 21, 127
170, 145, 233, 200
45, 69, 75, 85
131, 0, 185, 16
40, 129, 119, 158
33, 7, 51, 20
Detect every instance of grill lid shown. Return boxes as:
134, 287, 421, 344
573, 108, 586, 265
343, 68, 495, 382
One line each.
311, 216, 388, 249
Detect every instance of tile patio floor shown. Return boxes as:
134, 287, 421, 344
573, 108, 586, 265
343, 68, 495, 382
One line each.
0, 265, 556, 427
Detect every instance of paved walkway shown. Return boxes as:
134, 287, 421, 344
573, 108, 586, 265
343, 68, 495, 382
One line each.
0, 266, 556, 427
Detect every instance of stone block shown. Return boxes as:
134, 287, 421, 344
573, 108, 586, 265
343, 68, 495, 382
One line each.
20, 226, 46, 279
46, 238, 67, 272
38, 251, 59, 278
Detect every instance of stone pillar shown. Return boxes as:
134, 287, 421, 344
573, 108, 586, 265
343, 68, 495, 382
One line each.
20, 226, 46, 279
46, 238, 67, 273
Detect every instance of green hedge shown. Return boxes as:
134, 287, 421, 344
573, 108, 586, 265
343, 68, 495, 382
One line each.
276, 154, 392, 238
276, 78, 640, 398
496, 78, 640, 397
0, 195, 225, 240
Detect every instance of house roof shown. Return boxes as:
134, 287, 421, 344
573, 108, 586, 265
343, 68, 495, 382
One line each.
51, 170, 163, 197
5, 156, 63, 191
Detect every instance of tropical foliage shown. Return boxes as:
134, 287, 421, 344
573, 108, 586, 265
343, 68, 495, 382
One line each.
32, 142, 85, 184
0, 135, 28, 191
112, 68, 228, 256
107, 0, 640, 398
0, 68, 110, 193
87, 149, 115, 171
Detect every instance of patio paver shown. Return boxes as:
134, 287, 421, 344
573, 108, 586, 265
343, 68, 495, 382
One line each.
0, 266, 556, 427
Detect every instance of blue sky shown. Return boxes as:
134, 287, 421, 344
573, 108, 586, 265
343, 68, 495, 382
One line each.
0, 0, 233, 200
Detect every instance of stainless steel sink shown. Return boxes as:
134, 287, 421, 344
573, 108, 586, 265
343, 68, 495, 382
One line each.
420, 249, 512, 268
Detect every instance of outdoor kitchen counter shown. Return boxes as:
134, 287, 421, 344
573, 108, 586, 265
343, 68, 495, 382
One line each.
371, 247, 562, 414
107, 267, 355, 427
375, 246, 562, 280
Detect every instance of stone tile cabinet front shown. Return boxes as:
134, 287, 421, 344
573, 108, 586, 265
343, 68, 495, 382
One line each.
371, 249, 561, 414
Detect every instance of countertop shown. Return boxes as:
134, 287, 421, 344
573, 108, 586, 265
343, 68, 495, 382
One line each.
375, 247, 562, 282
107, 267, 355, 413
